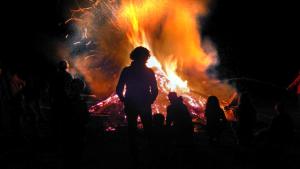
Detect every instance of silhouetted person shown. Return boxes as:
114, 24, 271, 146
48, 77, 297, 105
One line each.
268, 102, 294, 146
254, 102, 295, 168
0, 69, 25, 138
152, 113, 167, 146
51, 60, 73, 103
287, 70, 300, 109
152, 113, 167, 169
236, 92, 257, 145
116, 46, 158, 162
205, 96, 227, 144
50, 60, 73, 160
62, 78, 89, 169
0, 68, 27, 166
152, 113, 165, 139
166, 92, 193, 146
22, 75, 42, 148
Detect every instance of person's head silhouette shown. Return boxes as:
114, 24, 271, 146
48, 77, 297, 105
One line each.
130, 46, 150, 65
206, 96, 221, 110
58, 60, 69, 71
153, 113, 165, 127
168, 92, 178, 104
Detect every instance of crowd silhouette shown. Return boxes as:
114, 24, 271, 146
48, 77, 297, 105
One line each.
0, 47, 298, 169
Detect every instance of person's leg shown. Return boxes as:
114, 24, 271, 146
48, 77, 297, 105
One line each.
139, 106, 154, 168
124, 105, 139, 160
139, 106, 153, 139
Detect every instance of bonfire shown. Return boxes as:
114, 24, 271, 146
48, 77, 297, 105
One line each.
64, 0, 236, 128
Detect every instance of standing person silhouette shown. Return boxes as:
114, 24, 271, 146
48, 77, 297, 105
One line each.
116, 46, 158, 162
50, 60, 73, 151
205, 96, 227, 144
236, 92, 257, 146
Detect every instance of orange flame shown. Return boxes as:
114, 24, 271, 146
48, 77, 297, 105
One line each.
116, 0, 212, 93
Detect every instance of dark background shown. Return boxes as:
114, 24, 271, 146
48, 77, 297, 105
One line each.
1, 0, 299, 87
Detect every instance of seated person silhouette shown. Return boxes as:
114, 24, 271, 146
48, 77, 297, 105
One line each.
166, 92, 193, 146
116, 46, 158, 157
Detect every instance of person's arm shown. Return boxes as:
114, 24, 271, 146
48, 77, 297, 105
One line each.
149, 70, 158, 104
116, 69, 126, 102
287, 75, 300, 90
219, 109, 227, 123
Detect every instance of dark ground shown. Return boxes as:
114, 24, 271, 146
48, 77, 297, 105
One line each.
1, 101, 299, 169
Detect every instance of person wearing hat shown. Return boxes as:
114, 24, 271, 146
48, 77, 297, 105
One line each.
116, 46, 158, 158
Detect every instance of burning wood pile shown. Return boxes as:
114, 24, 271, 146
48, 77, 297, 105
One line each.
88, 58, 208, 120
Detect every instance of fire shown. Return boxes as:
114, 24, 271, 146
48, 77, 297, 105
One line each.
116, 0, 200, 93
66, 0, 237, 124
164, 60, 189, 92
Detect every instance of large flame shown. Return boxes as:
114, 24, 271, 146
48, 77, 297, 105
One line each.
116, 0, 195, 92
66, 0, 236, 122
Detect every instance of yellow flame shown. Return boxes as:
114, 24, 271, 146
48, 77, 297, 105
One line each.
118, 0, 196, 92
165, 60, 189, 92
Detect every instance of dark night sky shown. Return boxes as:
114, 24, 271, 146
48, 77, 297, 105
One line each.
2, 0, 299, 87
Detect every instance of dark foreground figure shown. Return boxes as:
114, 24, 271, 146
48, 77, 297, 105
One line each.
205, 96, 228, 144
50, 61, 89, 169
116, 46, 158, 165
166, 92, 193, 146
50, 60, 73, 140
60, 79, 89, 169
236, 93, 257, 145
1, 61, 300, 169
268, 102, 294, 146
